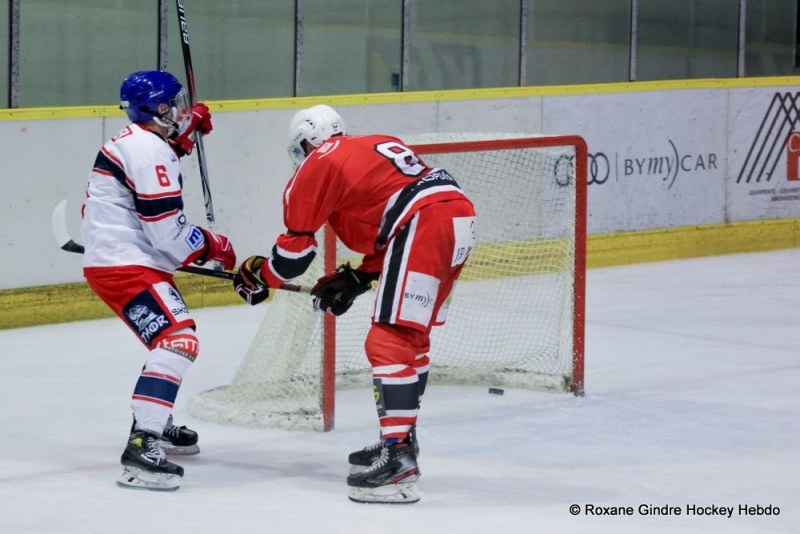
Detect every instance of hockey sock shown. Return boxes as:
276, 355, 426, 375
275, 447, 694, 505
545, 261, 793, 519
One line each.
365, 323, 428, 442
413, 353, 430, 402
373, 365, 420, 442
132, 329, 197, 435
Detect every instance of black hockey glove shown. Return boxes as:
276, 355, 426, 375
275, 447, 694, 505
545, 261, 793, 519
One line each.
233, 256, 270, 306
311, 263, 378, 316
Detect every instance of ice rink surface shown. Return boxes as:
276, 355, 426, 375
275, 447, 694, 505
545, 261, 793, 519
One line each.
1, 249, 798, 533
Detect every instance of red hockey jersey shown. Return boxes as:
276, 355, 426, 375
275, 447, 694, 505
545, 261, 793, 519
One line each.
261, 134, 471, 287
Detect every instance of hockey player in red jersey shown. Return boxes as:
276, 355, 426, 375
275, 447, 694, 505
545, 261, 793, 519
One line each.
233, 105, 476, 503
82, 70, 236, 491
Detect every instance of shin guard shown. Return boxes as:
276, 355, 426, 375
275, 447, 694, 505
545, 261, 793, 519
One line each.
132, 329, 198, 435
365, 323, 429, 441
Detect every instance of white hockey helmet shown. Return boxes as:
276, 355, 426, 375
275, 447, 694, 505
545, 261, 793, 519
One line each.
287, 104, 346, 168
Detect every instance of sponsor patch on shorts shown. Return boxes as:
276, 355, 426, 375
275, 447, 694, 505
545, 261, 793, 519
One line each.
156, 282, 190, 323
123, 290, 172, 345
399, 271, 440, 326
451, 216, 476, 266
435, 281, 457, 325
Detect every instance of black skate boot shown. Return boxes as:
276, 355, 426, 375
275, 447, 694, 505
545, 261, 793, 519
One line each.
349, 426, 419, 473
160, 414, 200, 455
347, 441, 421, 504
116, 430, 184, 491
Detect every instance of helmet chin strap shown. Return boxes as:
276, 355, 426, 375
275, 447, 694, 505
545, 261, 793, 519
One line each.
140, 106, 179, 137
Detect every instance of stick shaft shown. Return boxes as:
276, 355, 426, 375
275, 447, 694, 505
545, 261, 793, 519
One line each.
181, 265, 310, 295
175, 0, 215, 227
59, 239, 307, 294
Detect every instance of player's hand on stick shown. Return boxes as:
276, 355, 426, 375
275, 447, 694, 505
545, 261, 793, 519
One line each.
189, 103, 213, 135
169, 103, 213, 157
194, 228, 236, 270
311, 263, 377, 316
233, 256, 271, 306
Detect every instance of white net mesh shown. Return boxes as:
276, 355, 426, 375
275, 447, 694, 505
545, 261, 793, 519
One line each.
188, 133, 583, 430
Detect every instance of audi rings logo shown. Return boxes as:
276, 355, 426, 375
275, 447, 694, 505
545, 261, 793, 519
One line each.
553, 154, 574, 187
588, 153, 611, 185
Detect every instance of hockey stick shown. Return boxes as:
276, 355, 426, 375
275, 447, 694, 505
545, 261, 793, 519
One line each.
175, 0, 214, 228
51, 200, 310, 293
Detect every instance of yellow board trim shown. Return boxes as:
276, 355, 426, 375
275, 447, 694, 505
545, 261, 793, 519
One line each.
0, 273, 241, 331
587, 219, 800, 268
2, 76, 798, 121
2, 218, 798, 330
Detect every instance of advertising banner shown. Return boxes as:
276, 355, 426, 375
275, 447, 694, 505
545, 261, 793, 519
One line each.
544, 90, 727, 234
727, 90, 800, 221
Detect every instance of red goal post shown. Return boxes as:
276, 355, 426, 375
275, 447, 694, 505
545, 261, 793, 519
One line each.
189, 133, 587, 432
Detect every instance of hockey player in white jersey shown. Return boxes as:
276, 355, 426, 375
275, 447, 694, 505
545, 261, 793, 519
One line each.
81, 70, 236, 491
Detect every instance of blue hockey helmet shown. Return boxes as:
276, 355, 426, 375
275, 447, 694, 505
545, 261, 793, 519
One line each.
119, 70, 192, 133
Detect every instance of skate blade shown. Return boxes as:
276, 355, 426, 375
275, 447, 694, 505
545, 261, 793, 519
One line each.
162, 443, 200, 456
348, 482, 420, 504
116, 466, 181, 492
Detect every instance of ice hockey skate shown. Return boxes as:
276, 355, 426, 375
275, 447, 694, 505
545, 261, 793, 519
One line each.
347, 441, 420, 504
349, 426, 418, 474
159, 414, 200, 455
116, 430, 185, 491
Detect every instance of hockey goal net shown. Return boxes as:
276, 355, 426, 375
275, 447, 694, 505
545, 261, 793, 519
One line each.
188, 133, 587, 431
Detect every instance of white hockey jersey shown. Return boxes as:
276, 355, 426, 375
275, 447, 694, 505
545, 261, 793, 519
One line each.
81, 123, 206, 272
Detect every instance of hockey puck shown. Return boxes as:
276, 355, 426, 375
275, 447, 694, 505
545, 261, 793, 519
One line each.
488, 388, 505, 395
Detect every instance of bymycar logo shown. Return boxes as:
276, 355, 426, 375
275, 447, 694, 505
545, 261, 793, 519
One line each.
404, 291, 435, 308
589, 141, 717, 189
737, 92, 800, 184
